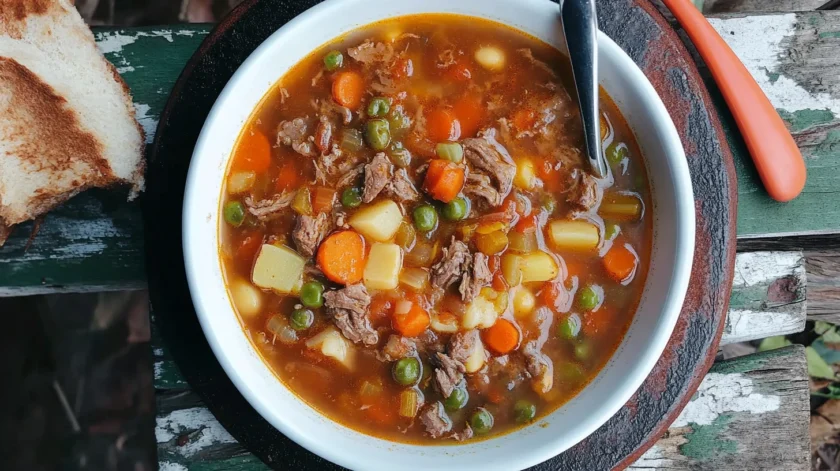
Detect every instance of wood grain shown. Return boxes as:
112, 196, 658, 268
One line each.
805, 251, 840, 323
704, 0, 829, 12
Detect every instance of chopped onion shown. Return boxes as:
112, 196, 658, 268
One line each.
266, 315, 298, 344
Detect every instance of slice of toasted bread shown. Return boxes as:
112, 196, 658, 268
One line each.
0, 0, 145, 246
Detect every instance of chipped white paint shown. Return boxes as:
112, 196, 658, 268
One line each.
156, 407, 236, 457
723, 309, 804, 344
732, 251, 803, 288
116, 66, 135, 74
708, 15, 840, 116
158, 462, 188, 471
672, 372, 780, 427
134, 103, 158, 144
154, 361, 164, 380
154, 348, 165, 356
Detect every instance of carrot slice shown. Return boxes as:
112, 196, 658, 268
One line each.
426, 108, 461, 142
275, 160, 300, 191
512, 108, 537, 132
444, 61, 472, 83
391, 300, 430, 337
423, 159, 465, 203
312, 187, 337, 214
602, 241, 639, 284
332, 71, 365, 110
232, 129, 271, 173
369, 294, 394, 325
541, 280, 572, 314
317, 230, 366, 285
453, 94, 483, 138
484, 319, 520, 354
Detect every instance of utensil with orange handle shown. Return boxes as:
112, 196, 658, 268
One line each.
661, 0, 807, 202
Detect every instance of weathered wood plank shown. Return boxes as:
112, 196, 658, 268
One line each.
805, 251, 840, 323
704, 0, 829, 13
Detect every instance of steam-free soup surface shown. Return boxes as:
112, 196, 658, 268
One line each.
219, 14, 651, 444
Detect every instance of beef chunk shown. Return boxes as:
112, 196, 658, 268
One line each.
522, 340, 553, 394
568, 172, 600, 212
379, 335, 416, 362
347, 40, 393, 65
449, 330, 479, 364
292, 213, 331, 258
450, 425, 474, 442
277, 118, 315, 156
430, 238, 470, 291
385, 168, 420, 202
324, 284, 378, 346
459, 253, 492, 303
462, 129, 516, 206
243, 192, 294, 221
314, 115, 332, 153
487, 354, 529, 390
336, 164, 364, 189
464, 172, 502, 207
362, 153, 394, 203
434, 352, 466, 398
419, 402, 452, 439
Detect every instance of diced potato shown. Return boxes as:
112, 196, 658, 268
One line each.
547, 220, 600, 251
513, 286, 536, 318
464, 339, 487, 373
227, 171, 256, 194
501, 253, 523, 286
305, 326, 356, 370
229, 278, 262, 317
475, 46, 505, 71
400, 267, 430, 291
514, 159, 537, 190
532, 362, 554, 395
520, 251, 559, 283
348, 199, 403, 242
251, 244, 305, 293
364, 243, 403, 290
430, 312, 459, 334
462, 295, 498, 329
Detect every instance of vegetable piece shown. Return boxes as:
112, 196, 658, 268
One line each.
365, 119, 391, 151
462, 295, 498, 329
394, 220, 417, 249
232, 129, 271, 173
605, 223, 620, 240
514, 159, 537, 190
341, 187, 362, 208
444, 386, 469, 412
426, 108, 461, 142
227, 171, 256, 194
442, 197, 469, 221
603, 242, 639, 283
367, 97, 391, 117
229, 279, 262, 317
600, 114, 610, 141
436, 142, 464, 163
558, 314, 582, 339
359, 379, 383, 400
577, 285, 603, 311
323, 50, 344, 71
474, 46, 505, 71
223, 201, 246, 227
514, 400, 537, 424
405, 240, 438, 267
332, 71, 364, 109
291, 187, 312, 215
275, 160, 300, 192
470, 408, 494, 434
364, 243, 403, 290
607, 141, 629, 166
267, 315, 298, 344
540, 194, 557, 214
512, 108, 536, 132
453, 94, 483, 138
305, 326, 355, 369
300, 281, 325, 308
316, 231, 366, 285
574, 341, 591, 360
388, 105, 412, 137
547, 220, 600, 251
252, 244, 305, 293
519, 251, 559, 283
290, 308, 315, 331
312, 187, 337, 214
508, 230, 537, 253
400, 267, 429, 291
483, 319, 520, 354
388, 141, 412, 167
339, 128, 364, 152
412, 204, 439, 232
348, 199, 403, 241
398, 389, 422, 418
501, 253, 523, 287
430, 312, 459, 333
513, 286, 536, 317
392, 300, 431, 337
476, 220, 507, 235
599, 193, 643, 221
463, 338, 486, 373
393, 357, 421, 386
475, 230, 509, 256
423, 159, 465, 203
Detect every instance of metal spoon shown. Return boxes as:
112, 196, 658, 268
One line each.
561, 0, 607, 178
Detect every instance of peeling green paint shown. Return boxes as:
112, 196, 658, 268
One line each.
160, 456, 268, 471
680, 415, 737, 461
765, 68, 780, 84
777, 109, 836, 133
819, 31, 840, 39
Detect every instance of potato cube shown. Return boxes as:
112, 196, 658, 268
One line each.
348, 199, 403, 242
464, 339, 486, 373
514, 159, 536, 190
229, 278, 262, 318
462, 295, 498, 329
364, 243, 403, 290
520, 251, 559, 283
305, 326, 355, 369
251, 244, 305, 293
547, 220, 600, 251
475, 46, 505, 71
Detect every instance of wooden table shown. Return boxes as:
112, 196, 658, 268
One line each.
1, 0, 837, 469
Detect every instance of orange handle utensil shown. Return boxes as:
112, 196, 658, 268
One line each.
661, 0, 807, 202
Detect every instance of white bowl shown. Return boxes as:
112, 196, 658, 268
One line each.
183, 0, 695, 469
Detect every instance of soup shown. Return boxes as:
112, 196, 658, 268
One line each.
219, 14, 651, 444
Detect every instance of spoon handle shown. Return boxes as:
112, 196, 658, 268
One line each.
561, 0, 608, 178
662, 0, 806, 202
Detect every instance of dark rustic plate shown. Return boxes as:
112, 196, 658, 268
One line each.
143, 0, 737, 469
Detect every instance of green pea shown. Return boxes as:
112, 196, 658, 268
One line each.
469, 408, 494, 435
323, 50, 343, 71
435, 142, 464, 163
300, 281, 325, 308
605, 223, 620, 240
289, 308, 314, 331
393, 357, 421, 386
513, 400, 536, 424
577, 285, 602, 311
341, 187, 362, 208
607, 142, 629, 166
388, 142, 412, 168
223, 201, 245, 227
367, 97, 391, 118
558, 314, 582, 340
442, 197, 469, 221
575, 341, 591, 360
413, 205, 438, 232
540, 194, 557, 214
365, 119, 391, 151
444, 386, 469, 411
557, 363, 585, 382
